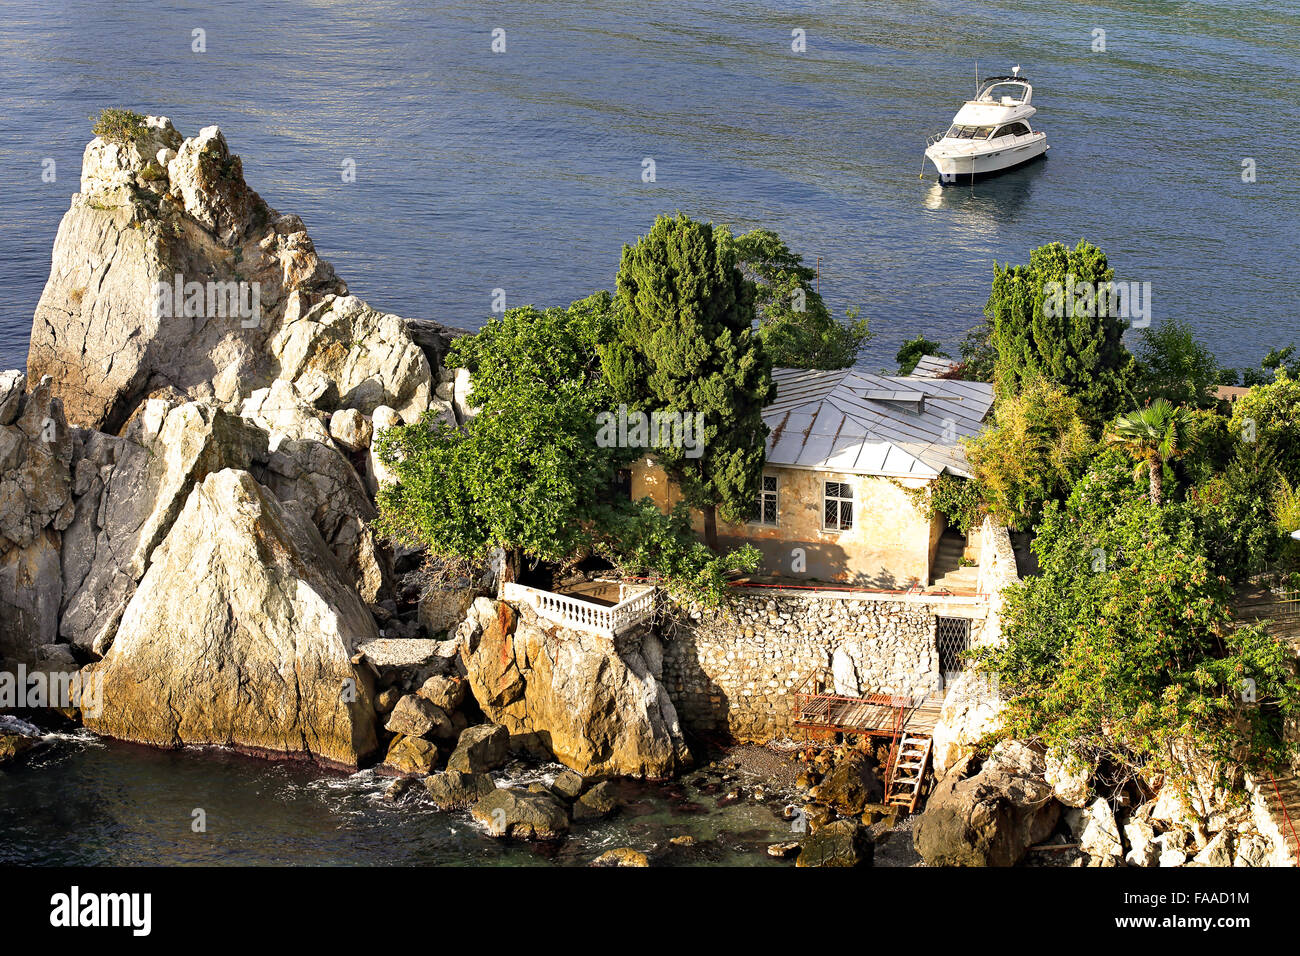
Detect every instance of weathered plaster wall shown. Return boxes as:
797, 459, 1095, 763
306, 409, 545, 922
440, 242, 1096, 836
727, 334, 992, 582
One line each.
660, 590, 991, 742
629, 459, 936, 587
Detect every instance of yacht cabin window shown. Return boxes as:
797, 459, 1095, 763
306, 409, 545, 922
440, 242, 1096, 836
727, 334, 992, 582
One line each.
945, 124, 996, 140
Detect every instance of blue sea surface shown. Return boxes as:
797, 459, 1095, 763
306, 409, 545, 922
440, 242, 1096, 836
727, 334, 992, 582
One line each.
1, 0, 1297, 375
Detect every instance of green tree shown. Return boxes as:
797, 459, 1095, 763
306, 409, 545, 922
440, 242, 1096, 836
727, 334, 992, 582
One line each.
1181, 441, 1285, 583
980, 477, 1300, 795
375, 295, 624, 580
987, 240, 1138, 423
895, 335, 947, 376
1135, 318, 1220, 409
1229, 373, 1300, 481
1107, 399, 1196, 507
959, 319, 997, 382
603, 213, 775, 549
374, 292, 758, 603
965, 377, 1095, 532
731, 228, 870, 370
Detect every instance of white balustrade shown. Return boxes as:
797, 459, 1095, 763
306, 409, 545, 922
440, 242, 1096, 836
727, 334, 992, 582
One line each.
502, 581, 655, 637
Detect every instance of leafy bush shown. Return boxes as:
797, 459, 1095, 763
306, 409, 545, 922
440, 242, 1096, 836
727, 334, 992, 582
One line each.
1230, 373, 1300, 482
924, 474, 984, 535
91, 108, 149, 146
596, 500, 761, 605
965, 377, 1096, 532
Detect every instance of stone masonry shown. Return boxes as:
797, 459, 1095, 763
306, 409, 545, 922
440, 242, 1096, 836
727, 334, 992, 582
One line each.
661, 590, 991, 742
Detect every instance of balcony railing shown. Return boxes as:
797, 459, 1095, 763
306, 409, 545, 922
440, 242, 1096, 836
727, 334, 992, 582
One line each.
501, 581, 655, 638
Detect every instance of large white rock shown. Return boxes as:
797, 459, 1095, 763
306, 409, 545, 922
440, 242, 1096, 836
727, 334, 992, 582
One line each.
82, 469, 379, 768
27, 117, 435, 436
459, 600, 691, 778
271, 294, 432, 425
1076, 797, 1124, 866
1044, 747, 1094, 808
59, 400, 268, 655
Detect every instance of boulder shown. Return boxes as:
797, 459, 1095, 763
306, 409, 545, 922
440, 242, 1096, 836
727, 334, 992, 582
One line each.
1124, 817, 1159, 867
552, 769, 585, 800
0, 375, 74, 552
796, 820, 873, 868
472, 788, 569, 840
1044, 748, 1094, 808
913, 742, 1060, 867
447, 723, 509, 773
812, 752, 884, 816
382, 735, 440, 775
0, 377, 75, 667
418, 586, 479, 637
0, 370, 24, 426
241, 381, 389, 605
27, 118, 347, 432
592, 848, 649, 867
1192, 830, 1233, 867
328, 407, 372, 451
0, 529, 64, 668
26, 117, 436, 438
930, 668, 1002, 774
270, 295, 431, 425
459, 600, 690, 778
1074, 797, 1123, 866
0, 732, 43, 767
384, 694, 454, 739
423, 770, 496, 810
416, 674, 467, 713
367, 405, 402, 491
573, 781, 620, 821
81, 469, 378, 769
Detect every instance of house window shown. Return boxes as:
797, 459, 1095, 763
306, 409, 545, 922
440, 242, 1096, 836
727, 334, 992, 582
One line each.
936, 616, 972, 675
752, 474, 778, 526
823, 480, 854, 531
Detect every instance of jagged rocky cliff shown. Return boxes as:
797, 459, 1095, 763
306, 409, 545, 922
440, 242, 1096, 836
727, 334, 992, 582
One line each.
2, 116, 683, 778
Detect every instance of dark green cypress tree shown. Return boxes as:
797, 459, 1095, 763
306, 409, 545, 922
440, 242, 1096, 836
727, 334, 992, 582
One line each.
603, 213, 774, 549
988, 240, 1138, 425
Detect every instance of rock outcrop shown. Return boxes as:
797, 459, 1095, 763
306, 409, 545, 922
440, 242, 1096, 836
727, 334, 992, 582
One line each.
458, 599, 691, 778
26, 116, 433, 435
82, 469, 378, 768
0, 374, 74, 668
913, 741, 1060, 867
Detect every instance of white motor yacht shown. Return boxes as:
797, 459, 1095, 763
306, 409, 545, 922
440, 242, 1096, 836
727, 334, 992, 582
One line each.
924, 67, 1048, 184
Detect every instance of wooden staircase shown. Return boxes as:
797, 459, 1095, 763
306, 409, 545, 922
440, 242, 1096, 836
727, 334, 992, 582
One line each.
885, 733, 933, 814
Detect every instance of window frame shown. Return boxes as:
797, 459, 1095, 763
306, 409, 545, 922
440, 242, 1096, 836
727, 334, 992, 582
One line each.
750, 473, 780, 527
822, 479, 854, 533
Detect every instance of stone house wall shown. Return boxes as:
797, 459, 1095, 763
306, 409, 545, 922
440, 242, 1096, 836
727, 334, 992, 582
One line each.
629, 458, 942, 587
660, 589, 991, 742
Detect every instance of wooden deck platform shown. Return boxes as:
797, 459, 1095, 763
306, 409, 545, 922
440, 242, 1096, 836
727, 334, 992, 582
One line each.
1235, 586, 1300, 650
794, 691, 944, 737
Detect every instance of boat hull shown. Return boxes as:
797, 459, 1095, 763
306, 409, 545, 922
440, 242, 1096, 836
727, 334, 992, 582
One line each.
925, 138, 1049, 185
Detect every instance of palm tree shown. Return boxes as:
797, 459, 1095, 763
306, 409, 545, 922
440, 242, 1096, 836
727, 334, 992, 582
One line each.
1107, 399, 1195, 507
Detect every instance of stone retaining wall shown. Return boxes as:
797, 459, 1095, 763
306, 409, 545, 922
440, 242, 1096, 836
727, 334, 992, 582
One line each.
660, 590, 991, 742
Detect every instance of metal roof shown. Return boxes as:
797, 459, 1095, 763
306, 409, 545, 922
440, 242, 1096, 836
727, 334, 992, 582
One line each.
764, 367, 994, 479
911, 354, 962, 378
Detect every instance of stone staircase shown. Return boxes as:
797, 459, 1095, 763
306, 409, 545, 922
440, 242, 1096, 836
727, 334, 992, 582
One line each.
930, 531, 979, 590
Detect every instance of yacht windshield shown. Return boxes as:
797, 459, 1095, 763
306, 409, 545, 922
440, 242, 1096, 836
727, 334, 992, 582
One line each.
979, 82, 1028, 104
946, 125, 995, 140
